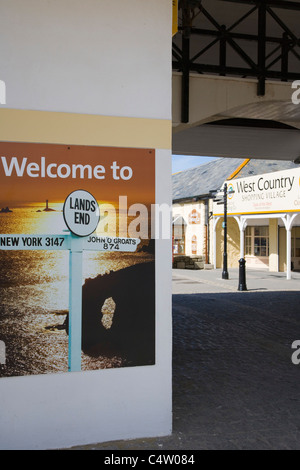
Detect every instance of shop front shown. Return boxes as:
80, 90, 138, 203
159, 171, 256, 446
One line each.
213, 167, 300, 279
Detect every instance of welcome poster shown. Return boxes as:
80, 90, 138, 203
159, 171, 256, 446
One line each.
0, 142, 155, 377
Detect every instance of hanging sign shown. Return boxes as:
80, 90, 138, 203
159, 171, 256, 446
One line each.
172, 0, 178, 36
213, 167, 300, 216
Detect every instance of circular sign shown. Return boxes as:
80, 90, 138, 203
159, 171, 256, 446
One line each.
63, 190, 100, 237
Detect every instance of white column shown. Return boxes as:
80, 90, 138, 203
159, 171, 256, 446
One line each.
234, 216, 247, 259
240, 227, 245, 259
213, 216, 220, 268
286, 228, 292, 280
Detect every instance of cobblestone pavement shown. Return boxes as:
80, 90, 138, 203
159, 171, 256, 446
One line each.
69, 268, 300, 450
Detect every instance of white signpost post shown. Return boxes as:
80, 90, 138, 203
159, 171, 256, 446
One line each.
0, 190, 140, 373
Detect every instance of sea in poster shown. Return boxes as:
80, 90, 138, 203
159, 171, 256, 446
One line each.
0, 143, 155, 377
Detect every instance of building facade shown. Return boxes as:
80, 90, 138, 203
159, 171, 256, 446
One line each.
173, 200, 208, 258
172, 158, 300, 278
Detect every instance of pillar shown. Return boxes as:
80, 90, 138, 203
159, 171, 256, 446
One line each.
281, 213, 298, 280
213, 216, 220, 268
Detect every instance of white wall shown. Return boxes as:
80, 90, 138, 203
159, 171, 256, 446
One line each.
0, 0, 172, 450
0, 0, 171, 120
172, 201, 207, 257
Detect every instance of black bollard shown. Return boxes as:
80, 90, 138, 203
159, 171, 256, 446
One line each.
238, 258, 247, 291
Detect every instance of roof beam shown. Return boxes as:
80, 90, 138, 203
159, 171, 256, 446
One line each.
221, 0, 300, 11
190, 27, 289, 44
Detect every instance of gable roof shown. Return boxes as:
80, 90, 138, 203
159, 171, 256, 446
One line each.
172, 158, 299, 202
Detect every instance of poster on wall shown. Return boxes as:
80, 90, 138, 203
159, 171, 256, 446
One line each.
0, 142, 155, 378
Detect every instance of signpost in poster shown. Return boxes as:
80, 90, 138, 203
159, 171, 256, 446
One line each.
0, 190, 140, 372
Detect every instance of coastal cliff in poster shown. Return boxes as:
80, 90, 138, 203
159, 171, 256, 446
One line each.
0, 142, 155, 377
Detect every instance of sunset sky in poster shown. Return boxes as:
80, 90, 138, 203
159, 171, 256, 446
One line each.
0, 143, 155, 208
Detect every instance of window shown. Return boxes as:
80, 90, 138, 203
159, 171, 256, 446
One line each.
245, 226, 269, 257
191, 235, 197, 254
245, 228, 252, 256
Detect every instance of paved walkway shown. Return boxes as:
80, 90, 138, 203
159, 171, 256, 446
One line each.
172, 266, 300, 294
69, 268, 300, 450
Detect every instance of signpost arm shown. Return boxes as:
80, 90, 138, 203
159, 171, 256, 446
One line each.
68, 234, 83, 372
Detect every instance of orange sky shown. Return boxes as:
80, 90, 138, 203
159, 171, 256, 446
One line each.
0, 142, 155, 208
